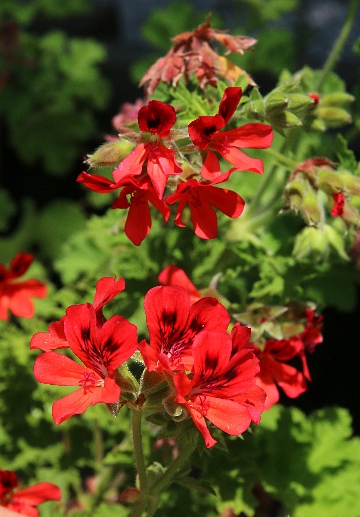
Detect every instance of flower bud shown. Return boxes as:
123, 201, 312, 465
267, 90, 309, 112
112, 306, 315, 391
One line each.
321, 92, 354, 107
265, 91, 288, 114
293, 227, 328, 260
316, 168, 344, 194
337, 171, 360, 196
301, 188, 323, 225
315, 106, 352, 127
287, 93, 314, 113
343, 202, 360, 227
285, 178, 305, 210
162, 395, 187, 421
86, 140, 135, 168
268, 110, 302, 129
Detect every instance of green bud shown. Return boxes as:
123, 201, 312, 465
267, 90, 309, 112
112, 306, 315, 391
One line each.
337, 171, 360, 196
309, 118, 327, 131
163, 395, 187, 422
316, 106, 352, 127
293, 227, 328, 260
317, 169, 344, 194
321, 92, 355, 107
86, 140, 135, 168
343, 202, 360, 227
285, 178, 305, 210
323, 224, 350, 260
302, 188, 323, 224
265, 91, 288, 114
269, 109, 302, 129
287, 93, 314, 112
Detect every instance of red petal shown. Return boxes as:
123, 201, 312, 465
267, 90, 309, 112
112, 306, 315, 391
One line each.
204, 396, 253, 436
76, 171, 115, 193
218, 87, 242, 124
52, 388, 94, 425
34, 352, 88, 386
200, 184, 245, 218
214, 144, 265, 173
93, 276, 125, 311
213, 123, 274, 148
188, 115, 224, 150
138, 100, 176, 137
146, 143, 182, 199
200, 149, 222, 179
13, 483, 61, 505
9, 252, 33, 278
112, 143, 148, 182
125, 190, 152, 245
158, 265, 201, 303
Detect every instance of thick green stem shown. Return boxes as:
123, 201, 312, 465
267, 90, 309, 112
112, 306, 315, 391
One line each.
315, 0, 359, 91
150, 441, 196, 496
132, 409, 148, 494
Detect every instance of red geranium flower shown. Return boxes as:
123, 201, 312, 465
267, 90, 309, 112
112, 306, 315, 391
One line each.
111, 100, 182, 199
111, 177, 170, 245
166, 172, 244, 239
0, 252, 47, 320
139, 285, 230, 372
0, 468, 61, 517
173, 324, 266, 448
31, 276, 126, 352
252, 337, 308, 410
188, 87, 273, 180
158, 265, 202, 304
33, 303, 138, 424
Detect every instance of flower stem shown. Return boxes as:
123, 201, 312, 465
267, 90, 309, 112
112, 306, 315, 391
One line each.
132, 409, 148, 494
315, 0, 359, 91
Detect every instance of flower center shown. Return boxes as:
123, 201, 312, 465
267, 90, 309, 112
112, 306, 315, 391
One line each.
78, 371, 104, 393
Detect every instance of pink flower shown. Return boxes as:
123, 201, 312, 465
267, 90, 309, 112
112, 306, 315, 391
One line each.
188, 87, 273, 180
166, 172, 244, 239
0, 252, 47, 320
0, 468, 61, 517
173, 324, 266, 447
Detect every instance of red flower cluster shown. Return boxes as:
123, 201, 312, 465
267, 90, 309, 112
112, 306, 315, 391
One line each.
32, 276, 138, 424
158, 266, 324, 411
251, 309, 323, 409
139, 286, 265, 447
0, 468, 61, 517
78, 88, 273, 244
32, 278, 265, 448
0, 252, 47, 321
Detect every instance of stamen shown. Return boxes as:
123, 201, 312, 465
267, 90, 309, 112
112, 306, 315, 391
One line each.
78, 371, 104, 393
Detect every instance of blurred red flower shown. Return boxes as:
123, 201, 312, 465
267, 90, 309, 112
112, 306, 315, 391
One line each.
0, 252, 47, 321
0, 468, 61, 517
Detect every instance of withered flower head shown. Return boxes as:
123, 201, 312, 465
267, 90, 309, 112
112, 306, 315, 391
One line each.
140, 17, 256, 95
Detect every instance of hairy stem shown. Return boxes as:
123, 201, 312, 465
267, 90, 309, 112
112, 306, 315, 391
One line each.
132, 409, 148, 494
